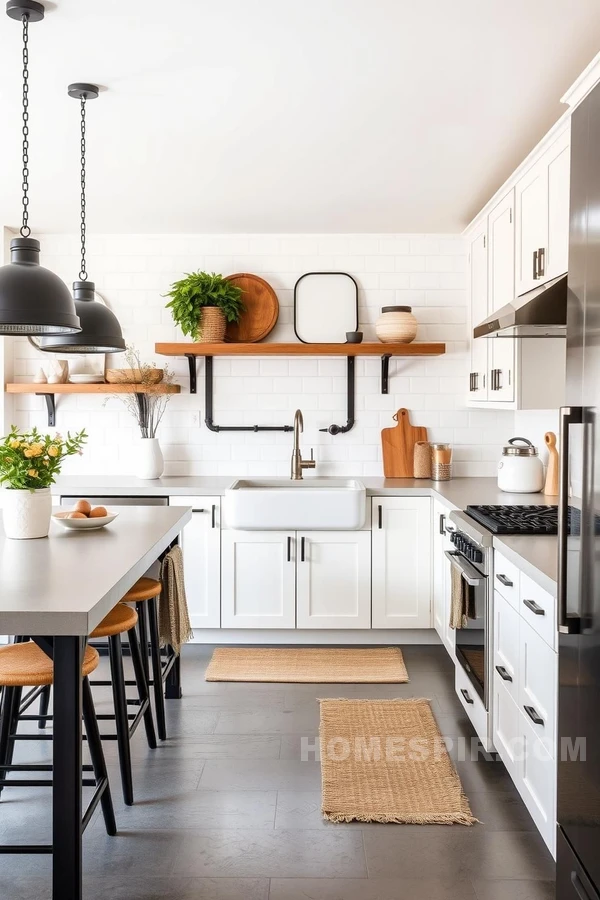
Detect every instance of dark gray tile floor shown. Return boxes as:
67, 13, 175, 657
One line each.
0, 644, 555, 899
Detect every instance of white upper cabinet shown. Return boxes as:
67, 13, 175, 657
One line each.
487, 191, 515, 403
468, 221, 489, 401
515, 127, 570, 296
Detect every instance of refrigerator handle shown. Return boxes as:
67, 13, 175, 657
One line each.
558, 406, 583, 634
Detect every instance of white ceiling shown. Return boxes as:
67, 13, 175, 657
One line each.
0, 0, 599, 234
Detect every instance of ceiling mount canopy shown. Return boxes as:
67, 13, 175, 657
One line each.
0, 1, 81, 336
37, 82, 126, 353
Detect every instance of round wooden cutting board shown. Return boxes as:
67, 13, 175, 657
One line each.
224, 273, 279, 343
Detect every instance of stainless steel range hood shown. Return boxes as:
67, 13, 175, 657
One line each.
473, 273, 567, 338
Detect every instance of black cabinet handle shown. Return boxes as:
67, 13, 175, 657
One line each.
378, 505, 383, 529
538, 247, 545, 278
495, 665, 513, 683
211, 504, 216, 528
287, 536, 292, 562
524, 705, 544, 726
301, 536, 306, 562
571, 871, 593, 900
523, 598, 545, 616
439, 513, 446, 535
496, 573, 514, 587
533, 249, 539, 280
460, 689, 474, 705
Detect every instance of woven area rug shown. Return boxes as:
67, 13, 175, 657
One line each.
205, 647, 409, 683
319, 698, 477, 825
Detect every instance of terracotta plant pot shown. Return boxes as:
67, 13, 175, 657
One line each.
197, 307, 226, 343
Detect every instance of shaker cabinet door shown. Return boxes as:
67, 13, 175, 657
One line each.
296, 531, 371, 629
169, 496, 221, 629
221, 530, 296, 628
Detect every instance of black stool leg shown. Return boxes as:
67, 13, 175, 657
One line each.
108, 633, 134, 806
38, 685, 51, 729
82, 677, 116, 836
147, 596, 166, 741
136, 601, 150, 684
128, 624, 157, 750
0, 686, 16, 795
4, 685, 22, 772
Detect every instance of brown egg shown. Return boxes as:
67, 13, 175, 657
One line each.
89, 506, 108, 518
68, 512, 88, 519
73, 499, 91, 516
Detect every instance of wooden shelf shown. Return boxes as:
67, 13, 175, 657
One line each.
155, 341, 445, 357
6, 383, 180, 395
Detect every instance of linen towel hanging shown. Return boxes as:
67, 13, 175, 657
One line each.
159, 545, 193, 654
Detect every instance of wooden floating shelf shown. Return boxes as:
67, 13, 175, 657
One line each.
6, 383, 180, 395
5, 382, 180, 427
155, 341, 445, 357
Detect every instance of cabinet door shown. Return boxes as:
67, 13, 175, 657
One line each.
492, 675, 522, 782
432, 503, 447, 639
493, 589, 519, 701
296, 531, 371, 629
545, 128, 570, 280
515, 157, 548, 296
468, 223, 489, 401
518, 617, 557, 751
487, 191, 515, 402
372, 497, 431, 628
169, 496, 220, 629
221, 530, 296, 628
520, 711, 557, 856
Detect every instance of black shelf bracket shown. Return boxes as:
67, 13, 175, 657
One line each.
185, 354, 198, 394
37, 393, 56, 427
205, 356, 293, 433
381, 354, 392, 394
319, 356, 355, 435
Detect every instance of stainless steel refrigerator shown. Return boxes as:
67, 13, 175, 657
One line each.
557, 79, 600, 899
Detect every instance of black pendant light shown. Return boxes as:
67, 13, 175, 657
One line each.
37, 83, 126, 353
0, 1, 80, 335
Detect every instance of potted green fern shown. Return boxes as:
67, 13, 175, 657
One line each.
164, 271, 245, 342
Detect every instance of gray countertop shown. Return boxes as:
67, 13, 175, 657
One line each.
52, 475, 559, 591
0, 506, 191, 636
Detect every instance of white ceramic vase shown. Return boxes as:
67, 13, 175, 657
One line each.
138, 438, 164, 480
2, 487, 52, 539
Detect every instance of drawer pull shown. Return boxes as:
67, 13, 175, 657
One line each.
571, 872, 594, 900
211, 504, 217, 528
523, 598, 545, 616
460, 688, 474, 705
524, 705, 544, 726
496, 573, 514, 587
495, 665, 513, 683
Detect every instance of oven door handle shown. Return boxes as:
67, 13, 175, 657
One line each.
444, 551, 483, 586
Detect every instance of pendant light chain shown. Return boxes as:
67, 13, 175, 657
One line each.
20, 13, 30, 238
79, 95, 87, 281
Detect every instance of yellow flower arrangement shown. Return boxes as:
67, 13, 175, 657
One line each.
0, 426, 87, 491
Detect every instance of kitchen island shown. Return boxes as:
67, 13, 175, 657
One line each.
0, 505, 192, 900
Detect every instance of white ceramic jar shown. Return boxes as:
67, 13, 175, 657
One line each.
137, 437, 164, 480
375, 306, 418, 343
2, 487, 52, 539
497, 437, 544, 493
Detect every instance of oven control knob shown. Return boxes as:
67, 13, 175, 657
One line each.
472, 549, 483, 564
450, 532, 456, 544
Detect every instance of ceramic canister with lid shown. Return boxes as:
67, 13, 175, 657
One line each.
497, 437, 544, 493
375, 306, 418, 343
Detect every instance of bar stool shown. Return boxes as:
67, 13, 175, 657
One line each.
89, 603, 157, 806
122, 577, 169, 740
0, 641, 116, 849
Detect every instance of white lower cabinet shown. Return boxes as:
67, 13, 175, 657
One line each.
169, 496, 221, 629
520, 712, 557, 854
432, 502, 455, 656
221, 530, 296, 628
492, 676, 522, 782
296, 531, 371, 629
493, 590, 519, 701
371, 497, 432, 628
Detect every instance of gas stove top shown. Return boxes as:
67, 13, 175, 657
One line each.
464, 505, 559, 535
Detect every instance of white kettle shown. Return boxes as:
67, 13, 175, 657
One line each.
497, 437, 544, 493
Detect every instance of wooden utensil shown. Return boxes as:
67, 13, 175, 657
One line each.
224, 273, 279, 343
544, 431, 559, 496
381, 409, 428, 477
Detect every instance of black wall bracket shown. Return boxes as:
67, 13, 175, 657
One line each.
319, 356, 355, 435
186, 354, 198, 394
37, 393, 56, 427
381, 354, 392, 394
205, 356, 293, 433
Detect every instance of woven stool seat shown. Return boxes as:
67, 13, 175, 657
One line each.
0, 642, 99, 687
91, 603, 138, 639
123, 577, 161, 603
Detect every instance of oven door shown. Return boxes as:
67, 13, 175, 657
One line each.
445, 550, 489, 708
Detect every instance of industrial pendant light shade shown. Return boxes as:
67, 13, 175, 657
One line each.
0, 1, 81, 335
38, 82, 125, 353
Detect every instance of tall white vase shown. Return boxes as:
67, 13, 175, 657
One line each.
138, 438, 164, 480
2, 487, 52, 539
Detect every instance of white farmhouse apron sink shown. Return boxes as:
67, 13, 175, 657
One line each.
224, 478, 366, 530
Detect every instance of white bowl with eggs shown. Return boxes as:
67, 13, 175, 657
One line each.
52, 500, 119, 531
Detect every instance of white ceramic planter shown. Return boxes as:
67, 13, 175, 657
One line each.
2, 487, 52, 540
137, 438, 164, 480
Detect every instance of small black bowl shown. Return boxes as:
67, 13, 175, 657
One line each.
346, 331, 363, 344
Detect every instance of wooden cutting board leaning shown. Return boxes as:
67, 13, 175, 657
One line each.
381, 408, 428, 477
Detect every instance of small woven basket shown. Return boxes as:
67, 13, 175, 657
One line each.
413, 441, 431, 479
198, 306, 226, 343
